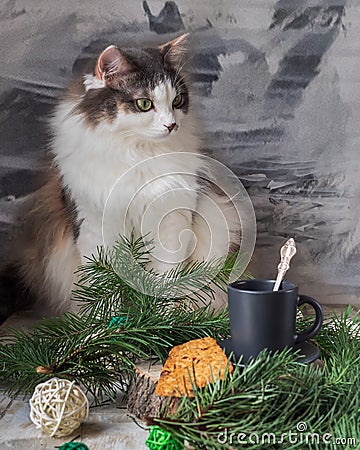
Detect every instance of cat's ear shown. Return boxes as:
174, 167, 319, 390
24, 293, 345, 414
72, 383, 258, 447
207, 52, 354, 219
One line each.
95, 45, 134, 85
159, 33, 189, 67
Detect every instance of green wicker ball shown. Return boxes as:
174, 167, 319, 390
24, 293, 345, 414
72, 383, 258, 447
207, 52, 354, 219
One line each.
58, 442, 89, 450
146, 426, 184, 450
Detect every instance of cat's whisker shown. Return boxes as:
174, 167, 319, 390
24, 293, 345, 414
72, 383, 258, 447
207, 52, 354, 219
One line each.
173, 53, 194, 82
174, 75, 190, 87
172, 35, 196, 78
174, 80, 190, 92
114, 130, 138, 138
173, 77, 190, 94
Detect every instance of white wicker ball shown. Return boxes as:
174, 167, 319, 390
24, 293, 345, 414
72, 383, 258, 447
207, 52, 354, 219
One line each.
29, 377, 89, 438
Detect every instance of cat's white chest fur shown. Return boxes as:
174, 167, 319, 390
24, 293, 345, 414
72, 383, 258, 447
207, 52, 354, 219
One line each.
52, 104, 203, 269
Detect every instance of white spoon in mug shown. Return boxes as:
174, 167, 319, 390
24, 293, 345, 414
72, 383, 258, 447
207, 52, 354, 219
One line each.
273, 238, 297, 291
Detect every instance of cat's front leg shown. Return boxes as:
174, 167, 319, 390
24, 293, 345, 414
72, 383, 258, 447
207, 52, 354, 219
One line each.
146, 209, 195, 274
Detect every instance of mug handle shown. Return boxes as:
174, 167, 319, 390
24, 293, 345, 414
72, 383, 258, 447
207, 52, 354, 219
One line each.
295, 295, 323, 343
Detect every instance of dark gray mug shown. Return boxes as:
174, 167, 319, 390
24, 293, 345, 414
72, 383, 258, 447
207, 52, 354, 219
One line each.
227, 279, 323, 362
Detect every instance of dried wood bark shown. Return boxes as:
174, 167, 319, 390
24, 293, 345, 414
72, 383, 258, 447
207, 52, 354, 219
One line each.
126, 362, 180, 420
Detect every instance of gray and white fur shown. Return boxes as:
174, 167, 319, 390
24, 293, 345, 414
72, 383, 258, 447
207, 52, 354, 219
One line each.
0, 35, 241, 323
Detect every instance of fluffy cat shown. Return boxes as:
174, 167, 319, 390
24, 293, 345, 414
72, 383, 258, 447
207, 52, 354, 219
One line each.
0, 34, 241, 323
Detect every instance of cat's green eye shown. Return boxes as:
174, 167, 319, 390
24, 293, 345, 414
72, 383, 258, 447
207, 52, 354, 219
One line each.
136, 98, 153, 112
172, 94, 184, 108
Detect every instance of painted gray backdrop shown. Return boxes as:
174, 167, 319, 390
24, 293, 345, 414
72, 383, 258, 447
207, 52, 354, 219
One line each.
0, 0, 359, 306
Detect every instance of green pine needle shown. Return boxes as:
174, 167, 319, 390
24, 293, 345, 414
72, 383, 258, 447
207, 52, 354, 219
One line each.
0, 233, 238, 402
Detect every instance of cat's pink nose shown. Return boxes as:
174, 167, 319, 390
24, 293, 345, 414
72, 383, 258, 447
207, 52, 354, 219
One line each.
164, 122, 177, 133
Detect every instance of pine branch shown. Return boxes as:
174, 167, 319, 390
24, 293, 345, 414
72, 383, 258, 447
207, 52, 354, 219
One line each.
0, 304, 230, 402
74, 233, 244, 321
153, 309, 360, 450
0, 232, 357, 450
0, 233, 237, 402
0, 318, 139, 400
